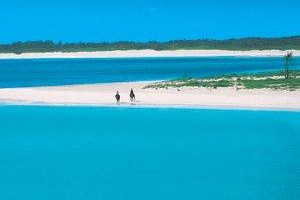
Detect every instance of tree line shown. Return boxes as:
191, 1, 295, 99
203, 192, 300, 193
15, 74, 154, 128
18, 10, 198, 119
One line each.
0, 36, 299, 54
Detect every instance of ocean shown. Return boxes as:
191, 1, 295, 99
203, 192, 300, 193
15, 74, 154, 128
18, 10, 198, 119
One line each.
0, 106, 299, 200
0, 56, 299, 200
0, 57, 299, 88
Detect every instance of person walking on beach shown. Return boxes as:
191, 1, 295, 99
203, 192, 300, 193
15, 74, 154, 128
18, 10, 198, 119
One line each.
130, 88, 135, 102
115, 91, 120, 104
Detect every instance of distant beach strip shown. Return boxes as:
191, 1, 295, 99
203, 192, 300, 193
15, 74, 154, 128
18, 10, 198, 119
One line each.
0, 50, 300, 59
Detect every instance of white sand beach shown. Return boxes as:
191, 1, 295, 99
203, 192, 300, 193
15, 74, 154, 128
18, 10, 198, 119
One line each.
0, 82, 299, 110
0, 49, 300, 59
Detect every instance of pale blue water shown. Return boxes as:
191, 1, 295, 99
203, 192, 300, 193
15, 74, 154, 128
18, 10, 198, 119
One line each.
0, 57, 299, 88
0, 106, 299, 200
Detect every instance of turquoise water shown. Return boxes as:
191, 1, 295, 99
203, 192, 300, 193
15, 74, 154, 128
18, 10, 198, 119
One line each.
0, 106, 299, 200
0, 57, 299, 88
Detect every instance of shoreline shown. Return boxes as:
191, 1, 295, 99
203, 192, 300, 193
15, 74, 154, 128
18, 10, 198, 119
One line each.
0, 81, 299, 111
1, 101, 300, 112
0, 49, 300, 59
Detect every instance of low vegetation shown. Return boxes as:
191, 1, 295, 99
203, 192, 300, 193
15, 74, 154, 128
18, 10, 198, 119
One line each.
144, 70, 300, 91
0, 36, 299, 54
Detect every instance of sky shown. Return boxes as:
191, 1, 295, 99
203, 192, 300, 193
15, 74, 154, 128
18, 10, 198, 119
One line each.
0, 0, 299, 43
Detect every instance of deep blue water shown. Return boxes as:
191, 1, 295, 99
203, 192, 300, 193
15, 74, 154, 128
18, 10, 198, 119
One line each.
0, 57, 299, 88
0, 106, 299, 200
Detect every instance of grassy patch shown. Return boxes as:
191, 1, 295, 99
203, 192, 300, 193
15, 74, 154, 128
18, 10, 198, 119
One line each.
144, 70, 300, 91
241, 77, 300, 90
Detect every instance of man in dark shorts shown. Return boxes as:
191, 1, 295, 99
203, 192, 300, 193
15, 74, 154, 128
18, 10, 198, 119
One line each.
115, 91, 120, 104
130, 89, 135, 102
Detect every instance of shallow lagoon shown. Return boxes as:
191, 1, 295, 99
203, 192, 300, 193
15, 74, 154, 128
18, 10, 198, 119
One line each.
0, 106, 299, 200
0, 57, 299, 88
